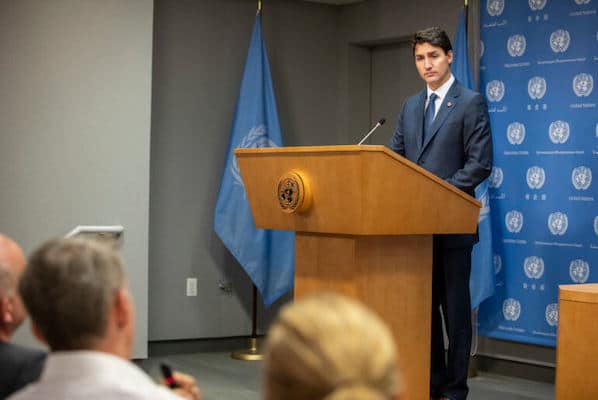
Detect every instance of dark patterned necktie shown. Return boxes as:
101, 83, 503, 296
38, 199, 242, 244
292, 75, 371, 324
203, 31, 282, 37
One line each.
423, 92, 438, 144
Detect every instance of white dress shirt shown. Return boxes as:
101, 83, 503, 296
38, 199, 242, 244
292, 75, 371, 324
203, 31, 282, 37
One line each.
426, 74, 455, 119
9, 351, 182, 400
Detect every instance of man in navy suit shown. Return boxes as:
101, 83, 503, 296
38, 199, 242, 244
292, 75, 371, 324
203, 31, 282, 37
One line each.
390, 27, 492, 400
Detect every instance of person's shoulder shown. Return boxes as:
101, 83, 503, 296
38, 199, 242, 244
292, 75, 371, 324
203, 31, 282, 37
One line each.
9, 386, 181, 400
95, 385, 183, 400
0, 343, 46, 399
453, 82, 484, 102
5, 382, 38, 400
401, 89, 426, 112
0, 342, 45, 365
406, 89, 426, 102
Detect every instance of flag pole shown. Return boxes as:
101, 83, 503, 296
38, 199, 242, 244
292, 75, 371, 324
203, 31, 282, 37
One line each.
231, 284, 263, 360
464, 0, 468, 31
230, 0, 266, 363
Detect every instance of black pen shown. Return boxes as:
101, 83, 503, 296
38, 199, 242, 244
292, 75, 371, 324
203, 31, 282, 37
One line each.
160, 362, 179, 389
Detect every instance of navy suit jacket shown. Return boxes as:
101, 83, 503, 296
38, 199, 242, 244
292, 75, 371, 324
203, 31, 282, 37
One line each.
390, 80, 493, 248
0, 342, 46, 398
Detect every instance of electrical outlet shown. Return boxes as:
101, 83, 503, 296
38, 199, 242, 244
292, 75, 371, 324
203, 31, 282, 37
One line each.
186, 278, 197, 296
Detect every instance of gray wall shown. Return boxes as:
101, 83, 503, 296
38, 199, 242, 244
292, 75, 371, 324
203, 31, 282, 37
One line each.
149, 0, 343, 340
0, 0, 153, 358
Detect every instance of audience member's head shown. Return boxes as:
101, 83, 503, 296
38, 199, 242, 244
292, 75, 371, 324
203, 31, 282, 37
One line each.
0, 234, 27, 341
19, 237, 134, 357
264, 293, 403, 400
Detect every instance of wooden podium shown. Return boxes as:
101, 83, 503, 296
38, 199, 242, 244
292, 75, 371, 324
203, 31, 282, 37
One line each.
235, 145, 481, 400
556, 284, 598, 399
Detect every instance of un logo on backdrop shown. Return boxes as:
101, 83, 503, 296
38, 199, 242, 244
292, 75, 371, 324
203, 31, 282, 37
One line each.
550, 30, 571, 53
505, 210, 524, 233
571, 166, 592, 190
486, 80, 505, 102
528, 0, 547, 10
524, 256, 545, 279
507, 35, 526, 57
549, 120, 570, 144
528, 77, 547, 100
503, 298, 521, 321
507, 122, 526, 145
548, 212, 568, 235
526, 166, 546, 189
574, 0, 591, 4
231, 125, 277, 187
545, 303, 559, 327
569, 259, 590, 283
573, 73, 594, 97
481, 40, 485, 58
489, 167, 504, 188
494, 254, 502, 275
487, 0, 505, 16
594, 216, 598, 235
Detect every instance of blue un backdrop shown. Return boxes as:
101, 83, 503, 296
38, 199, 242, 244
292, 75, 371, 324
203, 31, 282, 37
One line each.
478, 0, 598, 346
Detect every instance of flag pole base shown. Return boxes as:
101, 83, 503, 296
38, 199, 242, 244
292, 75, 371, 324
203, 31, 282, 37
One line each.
231, 337, 263, 361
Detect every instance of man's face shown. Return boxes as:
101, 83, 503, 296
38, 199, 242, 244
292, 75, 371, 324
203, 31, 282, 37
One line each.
10, 262, 27, 329
0, 242, 27, 335
414, 42, 453, 91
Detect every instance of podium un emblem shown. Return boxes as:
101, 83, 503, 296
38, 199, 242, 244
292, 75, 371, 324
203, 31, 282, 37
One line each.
277, 170, 311, 214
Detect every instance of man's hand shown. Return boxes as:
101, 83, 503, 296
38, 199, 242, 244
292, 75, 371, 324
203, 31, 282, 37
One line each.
162, 370, 202, 400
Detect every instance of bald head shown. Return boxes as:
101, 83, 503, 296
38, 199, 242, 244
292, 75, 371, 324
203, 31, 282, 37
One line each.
0, 234, 26, 296
0, 234, 27, 340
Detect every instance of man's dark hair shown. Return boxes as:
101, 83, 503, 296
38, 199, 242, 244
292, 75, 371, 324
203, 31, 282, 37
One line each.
412, 27, 453, 55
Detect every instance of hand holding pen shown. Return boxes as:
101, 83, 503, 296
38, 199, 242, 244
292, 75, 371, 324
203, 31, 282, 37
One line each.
160, 363, 202, 400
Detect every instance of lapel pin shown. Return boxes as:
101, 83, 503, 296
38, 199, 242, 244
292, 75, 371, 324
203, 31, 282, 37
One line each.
447, 101, 453, 107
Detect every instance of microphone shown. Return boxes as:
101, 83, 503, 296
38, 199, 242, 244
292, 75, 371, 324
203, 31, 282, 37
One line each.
357, 118, 386, 145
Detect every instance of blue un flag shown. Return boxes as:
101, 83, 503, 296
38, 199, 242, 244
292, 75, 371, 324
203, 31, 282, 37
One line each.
214, 13, 294, 306
452, 8, 495, 309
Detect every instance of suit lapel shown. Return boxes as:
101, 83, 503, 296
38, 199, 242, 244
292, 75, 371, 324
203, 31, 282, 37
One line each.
418, 81, 461, 161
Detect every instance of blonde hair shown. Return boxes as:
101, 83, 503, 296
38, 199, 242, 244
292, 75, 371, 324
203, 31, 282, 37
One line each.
264, 293, 402, 400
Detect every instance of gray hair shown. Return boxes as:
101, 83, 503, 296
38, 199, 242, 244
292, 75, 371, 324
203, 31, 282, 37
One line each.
19, 237, 125, 351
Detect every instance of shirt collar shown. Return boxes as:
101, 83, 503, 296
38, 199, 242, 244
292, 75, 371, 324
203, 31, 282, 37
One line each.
427, 74, 455, 101
40, 350, 154, 386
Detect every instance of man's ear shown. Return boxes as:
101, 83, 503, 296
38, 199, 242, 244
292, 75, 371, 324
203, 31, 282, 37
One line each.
0, 296, 13, 324
447, 49, 454, 64
31, 322, 47, 344
114, 288, 132, 329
